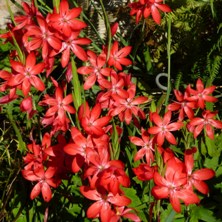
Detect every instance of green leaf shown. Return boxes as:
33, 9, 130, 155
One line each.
190, 205, 218, 222
165, 209, 176, 222
143, 47, 152, 72
205, 136, 216, 157
120, 187, 142, 209
71, 58, 82, 112
204, 156, 219, 170
111, 121, 120, 160
121, 186, 149, 221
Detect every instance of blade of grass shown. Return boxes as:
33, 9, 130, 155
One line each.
6, 104, 26, 154
164, 15, 172, 108
98, 0, 112, 60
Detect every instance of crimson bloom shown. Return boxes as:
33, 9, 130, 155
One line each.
129, 128, 155, 165
39, 85, 75, 125
167, 89, 196, 121
7, 52, 45, 96
78, 102, 111, 136
152, 158, 199, 213
80, 186, 131, 222
97, 71, 127, 109
110, 206, 141, 222
22, 165, 60, 202
184, 148, 215, 194
14, 0, 37, 30
23, 15, 62, 59
63, 127, 94, 172
186, 78, 218, 109
133, 164, 156, 181
129, 0, 171, 24
188, 110, 222, 139
77, 50, 112, 90
98, 165, 130, 195
107, 41, 132, 71
48, 0, 87, 36
109, 84, 148, 124
55, 31, 91, 67
20, 96, 36, 118
148, 111, 183, 146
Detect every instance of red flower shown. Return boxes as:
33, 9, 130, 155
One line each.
184, 148, 215, 194
77, 50, 112, 90
55, 31, 91, 67
14, 0, 37, 30
109, 84, 148, 124
97, 71, 127, 109
39, 85, 75, 125
133, 164, 156, 181
148, 111, 183, 146
63, 127, 94, 172
20, 96, 36, 118
167, 89, 196, 121
78, 102, 111, 136
80, 186, 131, 222
111, 206, 141, 222
152, 158, 199, 213
188, 110, 222, 139
22, 166, 60, 202
186, 78, 218, 109
129, 128, 155, 165
0, 88, 18, 104
23, 16, 62, 59
129, 0, 171, 24
7, 52, 45, 96
98, 165, 130, 195
107, 41, 132, 71
48, 0, 87, 36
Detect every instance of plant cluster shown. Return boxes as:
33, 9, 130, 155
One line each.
0, 0, 222, 221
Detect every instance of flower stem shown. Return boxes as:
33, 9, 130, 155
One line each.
6, 105, 26, 154
165, 16, 172, 108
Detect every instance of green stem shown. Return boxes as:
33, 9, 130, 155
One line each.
53, 0, 60, 13
6, 106, 26, 154
98, 0, 112, 60
165, 16, 172, 108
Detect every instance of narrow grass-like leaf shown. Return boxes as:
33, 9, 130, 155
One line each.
71, 57, 82, 111
111, 121, 120, 160
6, 104, 26, 154
98, 0, 111, 60
53, 0, 60, 13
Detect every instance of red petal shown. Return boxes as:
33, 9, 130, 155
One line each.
129, 136, 144, 146
169, 194, 181, 213
108, 194, 131, 206
192, 180, 209, 194
87, 201, 102, 218
63, 94, 73, 105
61, 48, 70, 67
26, 52, 36, 69
148, 126, 161, 134
152, 186, 169, 199
41, 182, 52, 202
192, 168, 215, 180
72, 45, 88, 61
156, 4, 172, 13
30, 76, 45, 91
84, 74, 97, 90
90, 103, 102, 120
77, 66, 94, 75
151, 112, 163, 126
30, 182, 41, 200
151, 6, 161, 25
80, 186, 101, 201
165, 131, 177, 145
